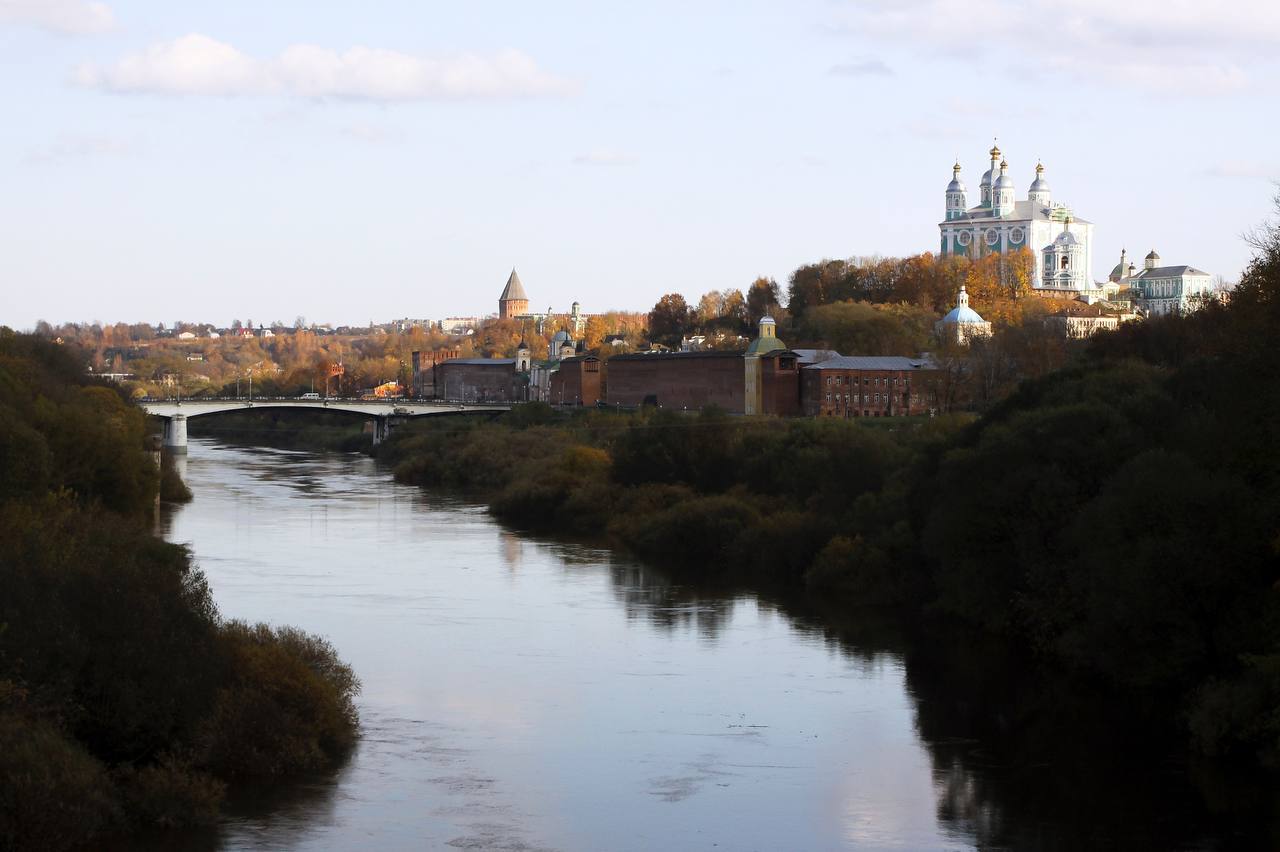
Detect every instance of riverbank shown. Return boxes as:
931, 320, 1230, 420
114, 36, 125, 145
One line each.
376, 227, 1280, 774
0, 332, 361, 852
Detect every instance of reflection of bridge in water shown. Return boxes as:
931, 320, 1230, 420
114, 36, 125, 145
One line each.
141, 398, 511, 452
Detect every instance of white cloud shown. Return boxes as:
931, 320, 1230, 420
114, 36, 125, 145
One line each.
826, 0, 1277, 95
572, 149, 636, 166
0, 0, 113, 34
76, 34, 577, 101
828, 58, 893, 77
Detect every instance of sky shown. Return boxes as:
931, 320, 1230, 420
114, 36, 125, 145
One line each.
2, 0, 1278, 330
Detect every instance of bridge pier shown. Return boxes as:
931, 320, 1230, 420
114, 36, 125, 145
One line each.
370, 415, 409, 446
162, 414, 188, 454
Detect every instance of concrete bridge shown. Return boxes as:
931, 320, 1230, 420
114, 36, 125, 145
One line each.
141, 398, 511, 452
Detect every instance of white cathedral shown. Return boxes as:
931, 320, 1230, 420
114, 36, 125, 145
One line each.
939, 144, 1097, 297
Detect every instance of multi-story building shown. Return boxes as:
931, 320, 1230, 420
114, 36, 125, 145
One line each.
800, 356, 941, 418
939, 143, 1096, 297
1117, 249, 1214, 316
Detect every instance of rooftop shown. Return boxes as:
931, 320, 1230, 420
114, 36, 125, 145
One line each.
940, 199, 1092, 227
439, 358, 517, 367
804, 355, 938, 371
1131, 265, 1210, 279
499, 268, 529, 302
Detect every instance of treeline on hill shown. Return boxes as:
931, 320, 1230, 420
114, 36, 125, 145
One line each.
0, 331, 360, 852
646, 249, 1045, 348
382, 211, 1280, 768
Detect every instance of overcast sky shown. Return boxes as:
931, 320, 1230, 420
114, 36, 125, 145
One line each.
3, 0, 1278, 329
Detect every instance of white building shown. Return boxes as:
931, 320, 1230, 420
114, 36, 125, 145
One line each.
939, 144, 1096, 297
935, 285, 993, 345
1110, 249, 1214, 316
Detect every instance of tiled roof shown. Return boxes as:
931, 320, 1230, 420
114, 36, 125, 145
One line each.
609, 350, 747, 362
499, 268, 529, 302
791, 348, 842, 364
803, 355, 938, 371
439, 358, 516, 366
1131, 265, 1209, 278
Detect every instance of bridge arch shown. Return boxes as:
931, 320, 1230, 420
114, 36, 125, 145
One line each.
141, 399, 511, 452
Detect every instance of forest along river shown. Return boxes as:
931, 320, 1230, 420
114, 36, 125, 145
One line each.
160, 439, 1250, 851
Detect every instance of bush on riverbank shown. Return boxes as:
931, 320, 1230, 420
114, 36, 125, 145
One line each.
0, 331, 361, 851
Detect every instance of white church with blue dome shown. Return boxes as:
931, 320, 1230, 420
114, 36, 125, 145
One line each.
940, 143, 1096, 297
936, 285, 992, 345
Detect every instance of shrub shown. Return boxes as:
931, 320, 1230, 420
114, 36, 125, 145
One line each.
196, 622, 360, 778
0, 713, 119, 852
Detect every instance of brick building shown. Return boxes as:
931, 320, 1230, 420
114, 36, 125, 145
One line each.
498, 268, 530, 320
548, 355, 603, 406
411, 348, 460, 397
801, 356, 940, 418
434, 358, 518, 402
605, 349, 799, 415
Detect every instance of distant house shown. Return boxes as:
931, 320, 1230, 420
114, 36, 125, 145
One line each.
177, 331, 196, 340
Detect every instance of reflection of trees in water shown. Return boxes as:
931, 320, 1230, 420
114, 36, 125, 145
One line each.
513, 525, 1276, 849
98, 749, 354, 852
900, 632, 1276, 852
605, 560, 738, 638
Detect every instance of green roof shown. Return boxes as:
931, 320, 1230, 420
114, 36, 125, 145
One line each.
745, 335, 786, 355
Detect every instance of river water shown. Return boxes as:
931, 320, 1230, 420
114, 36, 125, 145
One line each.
159, 439, 1270, 851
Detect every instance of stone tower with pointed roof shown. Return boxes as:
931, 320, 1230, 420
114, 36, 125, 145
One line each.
499, 268, 530, 320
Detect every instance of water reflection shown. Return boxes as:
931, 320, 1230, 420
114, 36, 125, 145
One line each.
158, 440, 1276, 851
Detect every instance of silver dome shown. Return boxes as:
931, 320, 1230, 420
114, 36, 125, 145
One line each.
947, 178, 966, 193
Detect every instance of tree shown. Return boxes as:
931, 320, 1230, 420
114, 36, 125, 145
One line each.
798, 300, 934, 356
719, 289, 748, 332
648, 294, 692, 346
747, 277, 781, 324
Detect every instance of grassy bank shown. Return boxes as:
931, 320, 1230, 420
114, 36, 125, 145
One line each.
378, 221, 1280, 770
0, 332, 360, 852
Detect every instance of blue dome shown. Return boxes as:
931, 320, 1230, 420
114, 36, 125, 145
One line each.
1029, 176, 1050, 193
942, 305, 987, 324
979, 168, 993, 187
947, 178, 966, 193
994, 173, 1015, 190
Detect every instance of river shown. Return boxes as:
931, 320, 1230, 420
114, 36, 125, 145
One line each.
158, 438, 1271, 851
